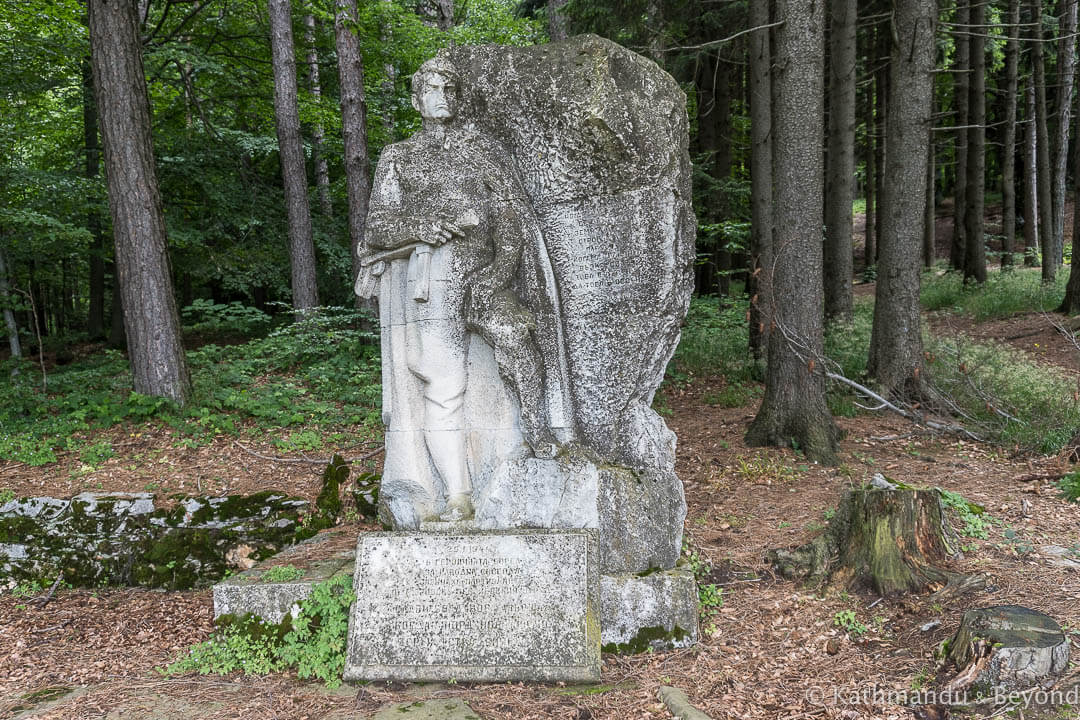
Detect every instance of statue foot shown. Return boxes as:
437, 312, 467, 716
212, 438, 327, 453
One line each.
440, 492, 475, 521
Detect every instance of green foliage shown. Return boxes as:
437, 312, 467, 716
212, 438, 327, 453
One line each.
703, 382, 760, 408
937, 488, 992, 539
833, 609, 867, 637
921, 268, 1066, 320
181, 300, 271, 336
1057, 470, 1080, 502
0, 308, 381, 464
0, 488, 14, 505
670, 296, 753, 383
165, 574, 353, 686
261, 565, 305, 583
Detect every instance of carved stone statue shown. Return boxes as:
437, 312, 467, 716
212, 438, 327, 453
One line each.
358, 58, 556, 525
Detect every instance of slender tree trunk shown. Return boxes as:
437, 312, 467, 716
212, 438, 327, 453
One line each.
269, 0, 319, 310
869, 0, 934, 398
963, 0, 987, 283
89, 0, 191, 404
824, 0, 856, 322
1060, 65, 1080, 311
1024, 78, 1041, 265
304, 12, 332, 218
417, 0, 453, 29
865, 74, 876, 273
547, 0, 568, 40
874, 35, 887, 266
0, 246, 21, 359
746, 0, 839, 465
1002, 0, 1021, 267
1032, 0, 1056, 279
924, 130, 936, 267
1052, 0, 1078, 264
83, 57, 106, 340
951, 0, 970, 271
334, 0, 373, 308
748, 0, 774, 366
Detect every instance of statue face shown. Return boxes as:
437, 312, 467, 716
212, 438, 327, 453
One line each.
415, 72, 457, 121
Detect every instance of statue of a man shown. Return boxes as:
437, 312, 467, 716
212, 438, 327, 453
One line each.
358, 58, 555, 524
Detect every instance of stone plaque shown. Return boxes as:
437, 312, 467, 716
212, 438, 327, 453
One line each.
343, 529, 600, 682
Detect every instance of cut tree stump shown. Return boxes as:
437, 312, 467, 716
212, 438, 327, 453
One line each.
945, 605, 1070, 694
768, 488, 968, 595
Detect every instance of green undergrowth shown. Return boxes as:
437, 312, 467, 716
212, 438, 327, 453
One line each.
921, 266, 1067, 320
669, 295, 753, 385
0, 307, 382, 465
165, 573, 353, 687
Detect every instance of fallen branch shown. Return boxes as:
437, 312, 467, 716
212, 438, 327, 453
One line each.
824, 370, 982, 442
1014, 471, 1070, 483
233, 441, 384, 465
30, 573, 64, 608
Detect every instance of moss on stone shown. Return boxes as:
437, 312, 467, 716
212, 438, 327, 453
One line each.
601, 624, 689, 654
317, 456, 347, 518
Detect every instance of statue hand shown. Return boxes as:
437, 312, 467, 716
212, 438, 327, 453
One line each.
423, 220, 465, 246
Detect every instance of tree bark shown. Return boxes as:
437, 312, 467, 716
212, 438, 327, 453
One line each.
88, 0, 191, 404
868, 0, 934, 399
1032, 0, 1056, 279
83, 57, 106, 340
746, 0, 839, 464
951, 0, 970, 271
865, 70, 876, 272
1051, 0, 1078, 265
748, 0, 774, 367
873, 26, 888, 264
0, 246, 21, 359
963, 0, 987, 283
824, 0, 856, 322
1002, 0, 1021, 267
547, 0, 569, 41
334, 0, 373, 308
1059, 77, 1080, 312
1024, 78, 1041, 265
269, 0, 319, 311
924, 129, 936, 267
304, 12, 332, 218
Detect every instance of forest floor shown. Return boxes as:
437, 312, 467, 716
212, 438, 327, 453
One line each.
5, 217, 1080, 718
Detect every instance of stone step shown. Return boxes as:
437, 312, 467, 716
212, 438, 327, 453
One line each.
212, 527, 356, 624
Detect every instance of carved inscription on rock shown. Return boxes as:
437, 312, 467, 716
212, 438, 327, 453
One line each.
343, 530, 600, 682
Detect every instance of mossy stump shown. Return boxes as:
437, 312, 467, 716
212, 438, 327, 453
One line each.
768, 488, 966, 595
945, 605, 1070, 695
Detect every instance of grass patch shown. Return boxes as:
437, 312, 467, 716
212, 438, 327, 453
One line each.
0, 307, 382, 465
669, 295, 754, 384
921, 267, 1066, 320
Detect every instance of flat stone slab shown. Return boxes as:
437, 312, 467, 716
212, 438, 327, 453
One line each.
213, 527, 356, 624
371, 699, 482, 720
600, 567, 699, 653
344, 529, 600, 683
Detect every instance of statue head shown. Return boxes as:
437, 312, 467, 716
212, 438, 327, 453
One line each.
411, 57, 460, 123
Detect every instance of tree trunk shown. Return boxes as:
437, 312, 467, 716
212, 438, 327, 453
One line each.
924, 130, 936, 267
963, 0, 987, 283
951, 0, 970, 272
1032, 0, 1056, 279
768, 488, 964, 595
748, 0, 773, 367
824, 0, 855, 322
865, 72, 876, 272
868, 0, 934, 399
697, 53, 732, 296
269, 0, 319, 311
1024, 78, 1041, 265
547, 0, 568, 41
108, 267, 125, 349
83, 57, 106, 340
304, 12, 332, 218
89, 0, 191, 405
745, 0, 839, 465
0, 246, 21, 359
417, 0, 453, 29
873, 34, 887, 266
1059, 81, 1080, 312
1051, 0, 1078, 265
1002, 0, 1021, 267
334, 0, 373, 309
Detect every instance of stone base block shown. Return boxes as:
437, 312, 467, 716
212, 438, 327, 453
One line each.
212, 528, 355, 624
600, 567, 699, 653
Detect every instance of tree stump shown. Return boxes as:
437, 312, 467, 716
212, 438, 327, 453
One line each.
945, 605, 1070, 694
768, 488, 966, 595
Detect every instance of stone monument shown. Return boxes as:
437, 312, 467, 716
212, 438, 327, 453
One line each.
347, 34, 697, 681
